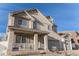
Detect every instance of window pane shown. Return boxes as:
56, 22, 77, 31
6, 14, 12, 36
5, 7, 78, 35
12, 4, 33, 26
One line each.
33, 21, 40, 30
18, 20, 22, 25
16, 35, 21, 43
22, 36, 26, 43
19, 19, 28, 28
48, 25, 50, 31
22, 20, 27, 26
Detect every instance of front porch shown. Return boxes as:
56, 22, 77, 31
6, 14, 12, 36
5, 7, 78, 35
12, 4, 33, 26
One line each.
13, 33, 48, 50
7, 31, 49, 55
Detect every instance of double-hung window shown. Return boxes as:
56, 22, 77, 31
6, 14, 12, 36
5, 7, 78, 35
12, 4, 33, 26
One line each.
16, 35, 26, 43
18, 19, 28, 28
16, 35, 22, 43
48, 25, 51, 31
33, 21, 40, 30
22, 36, 26, 43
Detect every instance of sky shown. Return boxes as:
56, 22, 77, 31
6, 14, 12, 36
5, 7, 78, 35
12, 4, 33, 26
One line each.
0, 3, 79, 34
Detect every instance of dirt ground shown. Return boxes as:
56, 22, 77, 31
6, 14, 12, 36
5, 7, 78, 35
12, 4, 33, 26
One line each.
1, 50, 79, 56
28, 50, 79, 56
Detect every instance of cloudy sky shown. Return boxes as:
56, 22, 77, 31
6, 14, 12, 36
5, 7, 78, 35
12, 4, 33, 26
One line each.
0, 3, 79, 34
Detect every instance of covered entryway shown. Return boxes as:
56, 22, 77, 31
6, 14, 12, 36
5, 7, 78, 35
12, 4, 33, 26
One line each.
48, 40, 61, 51
9, 26, 49, 52
33, 33, 48, 51
12, 33, 48, 51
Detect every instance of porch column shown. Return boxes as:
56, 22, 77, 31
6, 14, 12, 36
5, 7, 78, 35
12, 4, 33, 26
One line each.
68, 36, 72, 50
34, 33, 38, 50
7, 30, 14, 51
44, 34, 48, 50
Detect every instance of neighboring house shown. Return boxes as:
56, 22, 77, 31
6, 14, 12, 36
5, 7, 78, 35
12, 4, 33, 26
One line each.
76, 31, 79, 45
58, 31, 79, 50
0, 8, 63, 55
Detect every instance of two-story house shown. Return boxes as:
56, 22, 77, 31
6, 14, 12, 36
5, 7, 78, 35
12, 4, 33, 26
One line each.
58, 31, 79, 50
0, 8, 63, 55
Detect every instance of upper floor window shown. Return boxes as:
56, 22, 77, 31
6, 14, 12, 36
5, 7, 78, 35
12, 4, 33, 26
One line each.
33, 20, 40, 30
32, 16, 44, 30
48, 25, 51, 31
18, 19, 28, 28
52, 24, 57, 32
48, 25, 50, 30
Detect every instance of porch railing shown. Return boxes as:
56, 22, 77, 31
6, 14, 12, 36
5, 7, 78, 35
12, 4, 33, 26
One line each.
12, 43, 34, 51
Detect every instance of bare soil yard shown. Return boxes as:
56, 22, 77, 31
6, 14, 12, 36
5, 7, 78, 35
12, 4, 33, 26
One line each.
28, 50, 79, 56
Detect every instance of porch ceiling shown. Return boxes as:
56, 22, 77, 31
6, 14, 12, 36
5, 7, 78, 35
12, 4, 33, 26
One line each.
9, 26, 49, 35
